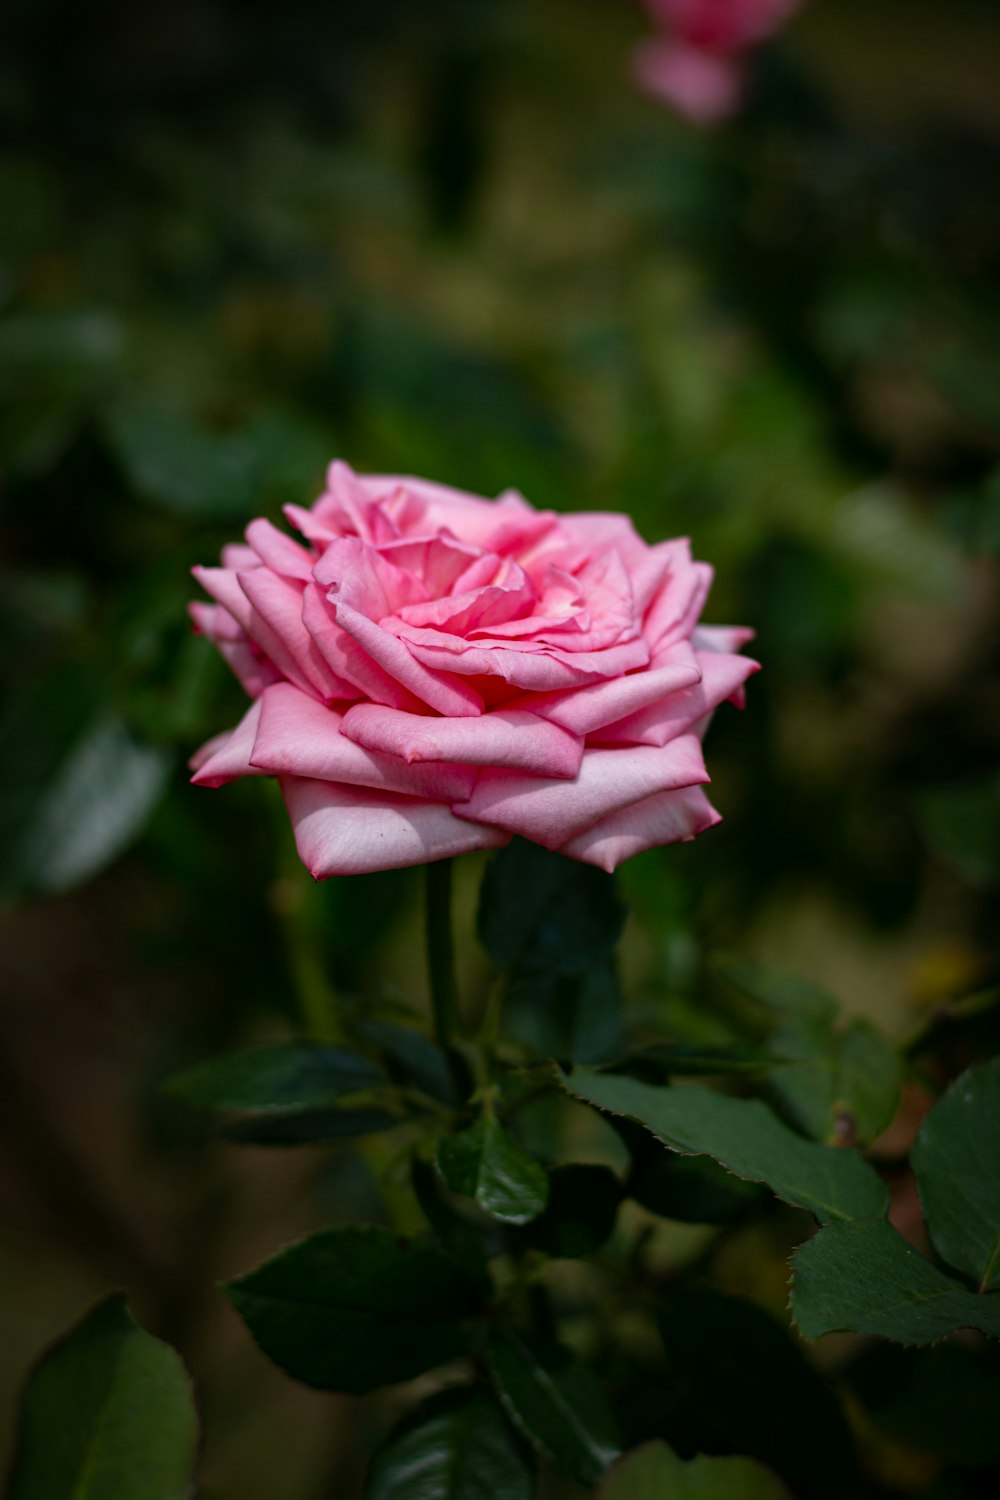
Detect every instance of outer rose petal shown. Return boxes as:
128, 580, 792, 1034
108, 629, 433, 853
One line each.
245, 517, 314, 580
562, 785, 723, 872
282, 777, 510, 877
193, 565, 325, 702
453, 735, 709, 849
250, 683, 476, 801
191, 701, 267, 786
189, 601, 281, 698
593, 651, 760, 747
341, 703, 583, 779
519, 639, 701, 736
238, 567, 350, 702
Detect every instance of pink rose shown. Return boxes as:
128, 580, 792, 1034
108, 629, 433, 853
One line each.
190, 463, 756, 876
635, 0, 801, 123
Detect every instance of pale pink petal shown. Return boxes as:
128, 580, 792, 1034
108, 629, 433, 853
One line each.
332, 599, 484, 716
313, 535, 427, 617
301, 585, 426, 714
643, 553, 714, 647
245, 517, 315, 580
195, 564, 321, 701
282, 777, 510, 877
250, 683, 476, 801
453, 735, 709, 849
593, 651, 759, 746
694, 624, 756, 654
399, 631, 650, 690
341, 703, 583, 779
519, 639, 701, 735
238, 568, 349, 702
191, 701, 268, 786
189, 601, 281, 698
562, 785, 722, 871
377, 532, 483, 595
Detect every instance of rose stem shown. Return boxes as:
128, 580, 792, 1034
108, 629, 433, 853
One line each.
424, 857, 467, 1101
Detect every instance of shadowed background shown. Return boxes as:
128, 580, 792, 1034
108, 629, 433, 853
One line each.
1, 1, 999, 1494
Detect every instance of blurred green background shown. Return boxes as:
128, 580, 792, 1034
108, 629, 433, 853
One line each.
1, 0, 998, 1493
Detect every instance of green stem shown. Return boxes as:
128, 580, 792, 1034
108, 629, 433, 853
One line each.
425, 858, 466, 1098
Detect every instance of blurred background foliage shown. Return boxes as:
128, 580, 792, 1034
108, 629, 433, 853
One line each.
0, 0, 998, 1494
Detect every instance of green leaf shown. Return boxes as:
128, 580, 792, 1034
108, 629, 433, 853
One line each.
485, 1328, 621, 1487
7, 1295, 197, 1500
516, 1164, 621, 1258
622, 1115, 761, 1223
768, 1017, 901, 1146
411, 1156, 493, 1282
0, 675, 170, 900
365, 1387, 533, 1500
911, 1056, 1000, 1291
791, 1219, 1000, 1344
658, 1290, 858, 1497
226, 1225, 484, 1393
639, 1044, 774, 1076
478, 838, 626, 977
505, 961, 623, 1064
714, 957, 839, 1023
165, 1043, 385, 1114
563, 1069, 888, 1223
220, 1105, 403, 1145
597, 1442, 790, 1500
437, 1110, 549, 1225
357, 1018, 464, 1106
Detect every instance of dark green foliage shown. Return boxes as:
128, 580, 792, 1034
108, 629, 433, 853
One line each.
478, 840, 626, 977
7, 1297, 197, 1500
165, 1042, 385, 1114
365, 1388, 534, 1500
791, 1220, 1000, 1344
226, 1226, 484, 1393
485, 1328, 621, 1487
911, 1056, 1000, 1291
597, 1442, 790, 1500
515, 1164, 621, 1257
436, 1109, 549, 1225
563, 1068, 888, 1222
658, 1289, 858, 1497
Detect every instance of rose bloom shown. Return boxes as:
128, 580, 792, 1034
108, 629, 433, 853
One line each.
190, 464, 756, 877
634, 0, 801, 123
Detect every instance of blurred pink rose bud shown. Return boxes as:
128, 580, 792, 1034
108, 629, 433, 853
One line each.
191, 463, 756, 877
635, 0, 801, 122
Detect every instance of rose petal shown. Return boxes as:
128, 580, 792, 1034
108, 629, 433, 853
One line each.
245, 517, 315, 580
238, 567, 353, 702
341, 703, 584, 779
282, 777, 510, 877
189, 601, 281, 698
191, 701, 267, 786
453, 735, 709, 849
301, 585, 426, 713
562, 785, 722, 871
593, 651, 759, 747
251, 683, 476, 800
400, 630, 650, 690
518, 639, 701, 735
332, 599, 485, 716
